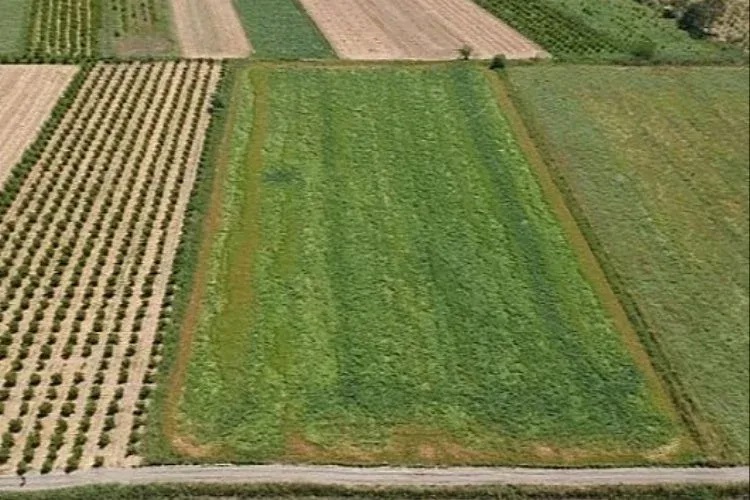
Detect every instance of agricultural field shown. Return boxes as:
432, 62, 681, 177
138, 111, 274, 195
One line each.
297, 0, 545, 60
232, 0, 333, 59
0, 65, 78, 189
0, 60, 220, 474
170, 0, 251, 59
27, 0, 100, 58
101, 0, 177, 57
0, 0, 29, 56
147, 63, 689, 466
473, 0, 745, 61
506, 65, 749, 462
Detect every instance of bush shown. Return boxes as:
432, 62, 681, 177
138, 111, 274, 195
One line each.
630, 40, 657, 60
489, 54, 507, 70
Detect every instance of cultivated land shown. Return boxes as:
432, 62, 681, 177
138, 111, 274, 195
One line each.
232, 0, 333, 59
507, 65, 750, 462
474, 0, 744, 61
170, 0, 251, 59
101, 0, 177, 57
297, 0, 545, 60
0, 0, 29, 56
0, 65, 78, 189
150, 63, 688, 466
0, 61, 220, 474
28, 0, 99, 58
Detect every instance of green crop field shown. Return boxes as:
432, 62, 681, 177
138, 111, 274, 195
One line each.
507, 65, 749, 463
0, 0, 29, 55
101, 0, 176, 57
232, 0, 333, 59
151, 63, 686, 466
474, 0, 744, 62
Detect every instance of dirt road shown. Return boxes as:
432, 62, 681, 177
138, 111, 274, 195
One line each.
0, 465, 747, 491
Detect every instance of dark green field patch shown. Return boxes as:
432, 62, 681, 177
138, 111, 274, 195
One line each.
233, 0, 333, 59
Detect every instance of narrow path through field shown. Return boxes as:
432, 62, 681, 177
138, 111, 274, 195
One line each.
0, 465, 747, 491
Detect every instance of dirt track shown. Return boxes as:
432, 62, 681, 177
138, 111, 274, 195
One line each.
0, 65, 77, 190
0, 465, 747, 491
297, 0, 546, 60
170, 0, 251, 58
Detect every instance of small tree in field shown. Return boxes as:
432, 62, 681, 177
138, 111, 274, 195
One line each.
458, 44, 473, 60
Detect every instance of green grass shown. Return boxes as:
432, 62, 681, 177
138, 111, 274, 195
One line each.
165, 63, 682, 465
232, 0, 333, 59
474, 0, 745, 62
100, 0, 177, 57
506, 65, 749, 462
0, 0, 30, 55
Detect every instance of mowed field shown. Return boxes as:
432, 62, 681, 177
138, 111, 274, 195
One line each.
0, 65, 77, 190
0, 61, 220, 474
101, 0, 177, 57
507, 66, 749, 462
149, 64, 687, 466
297, 0, 545, 60
170, 0, 251, 59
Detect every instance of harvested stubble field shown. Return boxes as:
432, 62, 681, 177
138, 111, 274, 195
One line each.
296, 0, 545, 60
150, 63, 689, 466
507, 65, 749, 462
0, 60, 220, 474
232, 0, 333, 59
474, 0, 744, 61
0, 65, 77, 190
170, 0, 251, 59
28, 0, 100, 58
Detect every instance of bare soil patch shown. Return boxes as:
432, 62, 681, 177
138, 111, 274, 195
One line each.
0, 65, 77, 190
170, 0, 251, 58
297, 0, 545, 60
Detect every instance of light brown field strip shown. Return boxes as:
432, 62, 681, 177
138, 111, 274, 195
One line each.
0, 65, 78, 190
170, 0, 252, 58
297, 0, 546, 60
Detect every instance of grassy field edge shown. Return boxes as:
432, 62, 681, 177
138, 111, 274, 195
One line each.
142, 61, 232, 463
497, 67, 739, 465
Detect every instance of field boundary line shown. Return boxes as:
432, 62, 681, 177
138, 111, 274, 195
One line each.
483, 69, 695, 460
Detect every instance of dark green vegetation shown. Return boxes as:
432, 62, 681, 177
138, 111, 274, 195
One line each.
0, 0, 30, 55
507, 65, 750, 463
160, 63, 683, 465
101, 0, 176, 57
232, 0, 333, 59
0, 482, 747, 500
473, 0, 744, 61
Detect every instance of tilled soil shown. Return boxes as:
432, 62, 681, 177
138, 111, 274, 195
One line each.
170, 0, 252, 58
297, 0, 546, 60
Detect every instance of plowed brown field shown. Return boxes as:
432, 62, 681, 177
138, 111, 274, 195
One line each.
170, 0, 251, 59
0, 65, 78, 190
297, 0, 546, 60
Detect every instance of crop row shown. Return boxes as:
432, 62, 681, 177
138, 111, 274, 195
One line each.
28, 0, 100, 58
109, 0, 160, 35
0, 60, 221, 474
474, 0, 623, 56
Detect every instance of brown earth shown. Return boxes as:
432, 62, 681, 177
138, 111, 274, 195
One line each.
169, 0, 252, 59
0, 65, 78, 190
296, 0, 546, 60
